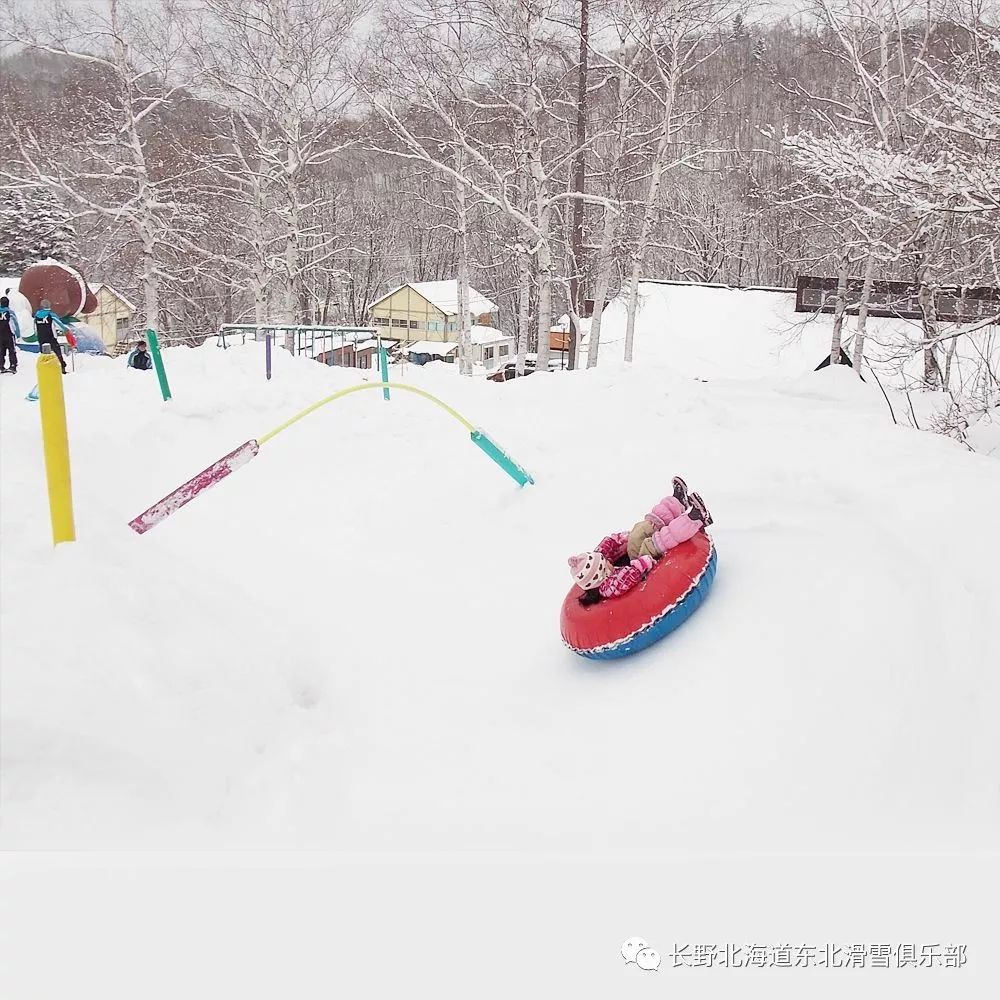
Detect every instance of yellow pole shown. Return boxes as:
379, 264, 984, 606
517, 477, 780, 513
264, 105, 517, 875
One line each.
37, 347, 76, 544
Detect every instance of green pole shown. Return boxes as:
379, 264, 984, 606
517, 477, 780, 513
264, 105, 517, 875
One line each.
379, 338, 390, 401
470, 429, 534, 487
146, 328, 172, 402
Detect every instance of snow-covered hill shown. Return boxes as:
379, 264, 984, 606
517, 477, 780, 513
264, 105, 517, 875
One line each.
2, 338, 998, 853
3, 329, 1000, 999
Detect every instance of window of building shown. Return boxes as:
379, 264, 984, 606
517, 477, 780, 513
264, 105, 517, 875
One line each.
391, 318, 408, 328
116, 316, 129, 336
498, 344, 509, 357
937, 295, 958, 317
427, 321, 443, 333
409, 320, 419, 329
483, 346, 495, 360
374, 316, 389, 326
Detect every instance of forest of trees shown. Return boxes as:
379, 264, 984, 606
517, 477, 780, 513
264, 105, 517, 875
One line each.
0, 0, 997, 419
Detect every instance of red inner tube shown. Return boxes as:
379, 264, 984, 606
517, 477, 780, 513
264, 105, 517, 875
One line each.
561, 532, 713, 652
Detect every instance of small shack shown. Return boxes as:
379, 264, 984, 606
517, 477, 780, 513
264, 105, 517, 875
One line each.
469, 325, 514, 370
88, 283, 137, 350
405, 341, 459, 366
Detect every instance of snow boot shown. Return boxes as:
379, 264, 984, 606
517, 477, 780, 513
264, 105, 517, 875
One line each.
672, 476, 689, 506
688, 492, 713, 528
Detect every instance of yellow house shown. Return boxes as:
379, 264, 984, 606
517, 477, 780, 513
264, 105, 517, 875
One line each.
368, 281, 498, 345
87, 283, 137, 351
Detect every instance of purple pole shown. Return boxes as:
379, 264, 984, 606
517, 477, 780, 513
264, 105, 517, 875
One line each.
265, 332, 272, 381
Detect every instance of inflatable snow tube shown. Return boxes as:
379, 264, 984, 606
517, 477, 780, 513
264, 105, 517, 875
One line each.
561, 532, 717, 661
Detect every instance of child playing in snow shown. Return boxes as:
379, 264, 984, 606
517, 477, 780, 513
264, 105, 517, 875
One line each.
126, 340, 153, 370
568, 477, 712, 602
34, 299, 68, 374
0, 296, 18, 374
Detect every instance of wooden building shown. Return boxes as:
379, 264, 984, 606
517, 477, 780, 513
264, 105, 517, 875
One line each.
795, 275, 1000, 323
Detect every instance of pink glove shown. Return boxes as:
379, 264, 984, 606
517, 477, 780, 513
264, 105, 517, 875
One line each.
595, 531, 629, 562
599, 556, 654, 598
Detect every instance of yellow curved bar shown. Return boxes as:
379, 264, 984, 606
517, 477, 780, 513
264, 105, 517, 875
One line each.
257, 381, 475, 446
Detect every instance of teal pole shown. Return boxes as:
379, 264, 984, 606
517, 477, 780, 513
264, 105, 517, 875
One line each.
469, 429, 534, 487
379, 338, 390, 400
146, 328, 172, 402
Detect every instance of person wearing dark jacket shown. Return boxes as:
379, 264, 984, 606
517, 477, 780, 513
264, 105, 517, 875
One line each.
126, 341, 153, 370
0, 296, 18, 373
34, 298, 67, 374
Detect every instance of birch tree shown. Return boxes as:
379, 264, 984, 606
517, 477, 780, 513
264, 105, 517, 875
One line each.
367, 0, 587, 373
614, 0, 738, 362
2, 0, 192, 333
187, 0, 370, 329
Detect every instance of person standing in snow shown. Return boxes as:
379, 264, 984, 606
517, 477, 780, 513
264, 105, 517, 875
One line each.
126, 340, 152, 370
568, 477, 713, 602
0, 296, 19, 373
34, 298, 68, 374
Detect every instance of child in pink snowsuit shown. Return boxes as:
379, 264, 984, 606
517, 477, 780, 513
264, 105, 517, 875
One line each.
568, 477, 712, 601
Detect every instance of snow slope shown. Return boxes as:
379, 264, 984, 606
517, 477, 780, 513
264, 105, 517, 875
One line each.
598, 284, 998, 451
3, 331, 1000, 999
2, 341, 998, 854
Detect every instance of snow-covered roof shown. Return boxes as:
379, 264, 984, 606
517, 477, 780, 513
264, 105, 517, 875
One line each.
469, 325, 512, 346
371, 281, 498, 316
552, 314, 593, 335
89, 283, 137, 313
406, 341, 459, 356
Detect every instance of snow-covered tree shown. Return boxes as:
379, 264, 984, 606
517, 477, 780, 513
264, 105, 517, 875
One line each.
0, 186, 77, 273
186, 0, 371, 331
615, 0, 740, 363
368, 0, 593, 373
2, 0, 194, 334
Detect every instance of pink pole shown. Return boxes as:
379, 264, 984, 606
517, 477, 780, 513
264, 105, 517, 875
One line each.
129, 440, 259, 534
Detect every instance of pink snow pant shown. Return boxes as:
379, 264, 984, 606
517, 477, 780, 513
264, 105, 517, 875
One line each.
647, 495, 702, 554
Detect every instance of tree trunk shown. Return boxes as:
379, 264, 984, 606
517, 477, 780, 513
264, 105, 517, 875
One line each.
456, 169, 472, 376
521, 7, 550, 372
586, 206, 618, 368
917, 281, 941, 388
536, 204, 553, 371
254, 280, 267, 328
283, 141, 301, 349
829, 254, 849, 366
623, 259, 643, 364
517, 249, 531, 375
852, 250, 877, 372
568, 0, 589, 371
623, 32, 680, 363
142, 237, 159, 335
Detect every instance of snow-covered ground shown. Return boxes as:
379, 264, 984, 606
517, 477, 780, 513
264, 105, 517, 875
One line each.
594, 283, 1000, 456
2, 292, 998, 997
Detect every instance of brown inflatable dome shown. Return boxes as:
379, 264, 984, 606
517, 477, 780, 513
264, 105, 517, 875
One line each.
19, 261, 90, 316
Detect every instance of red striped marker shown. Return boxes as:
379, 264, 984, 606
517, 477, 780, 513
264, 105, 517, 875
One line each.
128, 440, 259, 534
